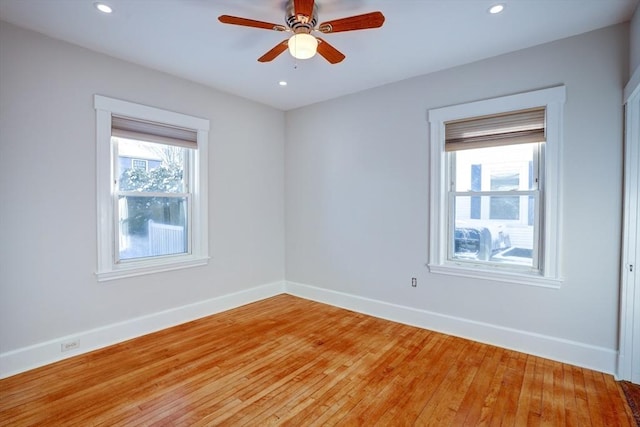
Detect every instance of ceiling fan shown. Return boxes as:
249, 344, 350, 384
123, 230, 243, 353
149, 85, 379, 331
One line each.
218, 0, 385, 64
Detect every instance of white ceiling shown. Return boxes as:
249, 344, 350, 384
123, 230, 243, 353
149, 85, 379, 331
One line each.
0, 0, 637, 110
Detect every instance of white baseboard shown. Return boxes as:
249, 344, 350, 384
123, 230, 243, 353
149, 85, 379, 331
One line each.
0, 281, 285, 379
1, 279, 617, 378
285, 281, 617, 375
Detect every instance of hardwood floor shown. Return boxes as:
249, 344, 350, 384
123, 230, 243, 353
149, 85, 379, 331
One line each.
0, 294, 635, 426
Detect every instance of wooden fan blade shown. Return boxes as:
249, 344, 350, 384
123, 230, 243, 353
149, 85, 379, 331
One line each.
318, 11, 385, 33
316, 38, 345, 64
258, 40, 289, 62
218, 15, 286, 31
294, 0, 315, 19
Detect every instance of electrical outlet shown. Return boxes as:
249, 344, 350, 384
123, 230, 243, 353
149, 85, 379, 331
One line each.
61, 339, 80, 352
411, 277, 417, 287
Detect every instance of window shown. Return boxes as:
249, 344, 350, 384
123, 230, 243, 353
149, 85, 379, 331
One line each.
94, 95, 209, 281
428, 86, 565, 287
131, 159, 148, 171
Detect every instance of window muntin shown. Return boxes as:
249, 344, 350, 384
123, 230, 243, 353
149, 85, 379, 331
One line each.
428, 86, 565, 287
94, 95, 209, 281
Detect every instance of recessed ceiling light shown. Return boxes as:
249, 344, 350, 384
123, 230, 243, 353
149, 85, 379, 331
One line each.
489, 4, 505, 14
94, 3, 113, 14
279, 81, 288, 86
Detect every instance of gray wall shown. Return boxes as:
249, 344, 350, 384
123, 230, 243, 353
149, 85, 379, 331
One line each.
631, 3, 640, 74
0, 22, 285, 353
285, 24, 628, 351
0, 18, 631, 371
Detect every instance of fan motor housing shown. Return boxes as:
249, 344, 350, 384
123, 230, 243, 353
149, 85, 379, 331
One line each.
285, 0, 318, 33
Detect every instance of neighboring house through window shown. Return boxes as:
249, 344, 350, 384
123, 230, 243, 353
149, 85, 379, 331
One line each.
428, 86, 565, 287
94, 95, 210, 281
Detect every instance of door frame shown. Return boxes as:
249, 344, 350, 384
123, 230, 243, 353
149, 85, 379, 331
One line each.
617, 66, 640, 383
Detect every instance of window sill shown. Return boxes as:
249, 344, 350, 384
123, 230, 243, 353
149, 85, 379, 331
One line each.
96, 256, 210, 282
428, 263, 562, 289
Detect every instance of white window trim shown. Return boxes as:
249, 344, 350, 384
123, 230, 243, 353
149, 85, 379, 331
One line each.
427, 86, 566, 288
94, 95, 210, 281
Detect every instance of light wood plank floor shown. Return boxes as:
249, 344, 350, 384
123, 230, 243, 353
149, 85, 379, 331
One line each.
0, 294, 635, 426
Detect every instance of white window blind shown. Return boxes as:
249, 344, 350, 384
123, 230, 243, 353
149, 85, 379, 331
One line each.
445, 107, 546, 152
112, 115, 198, 149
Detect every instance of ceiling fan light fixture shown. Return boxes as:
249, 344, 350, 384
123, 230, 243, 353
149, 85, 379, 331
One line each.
288, 33, 318, 59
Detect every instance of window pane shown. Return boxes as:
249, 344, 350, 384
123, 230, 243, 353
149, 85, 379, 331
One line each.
470, 164, 481, 219
118, 195, 188, 260
490, 171, 519, 191
453, 195, 534, 266
490, 195, 520, 220
117, 138, 185, 193
455, 144, 536, 192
